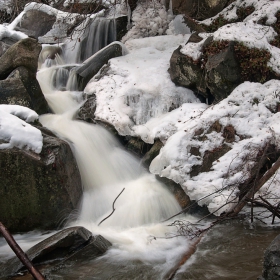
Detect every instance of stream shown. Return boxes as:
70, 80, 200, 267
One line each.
1, 17, 280, 280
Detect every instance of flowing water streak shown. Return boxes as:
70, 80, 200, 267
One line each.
35, 59, 191, 277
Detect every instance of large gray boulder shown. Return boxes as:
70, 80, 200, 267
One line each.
0, 127, 83, 232
261, 235, 280, 280
14, 9, 56, 39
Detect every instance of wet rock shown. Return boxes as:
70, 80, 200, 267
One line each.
172, 0, 232, 20
0, 227, 92, 278
74, 42, 123, 90
0, 38, 41, 80
125, 137, 153, 158
0, 129, 83, 233
262, 234, 280, 280
116, 16, 128, 41
76, 95, 97, 123
14, 9, 56, 39
156, 176, 191, 209
141, 140, 163, 168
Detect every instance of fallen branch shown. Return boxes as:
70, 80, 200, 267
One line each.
0, 222, 45, 280
98, 188, 125, 226
228, 155, 280, 216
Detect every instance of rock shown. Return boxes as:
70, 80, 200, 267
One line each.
169, 45, 207, 97
0, 41, 10, 57
183, 16, 207, 33
125, 137, 153, 157
0, 71, 33, 109
4, 67, 49, 115
205, 41, 242, 101
116, 16, 128, 41
0, 227, 92, 278
172, 0, 232, 20
0, 37, 49, 115
262, 235, 280, 280
74, 42, 123, 90
156, 176, 191, 209
76, 95, 97, 123
14, 9, 56, 39
141, 139, 163, 168
38, 45, 62, 68
0, 38, 41, 80
0, 128, 83, 232
169, 38, 243, 102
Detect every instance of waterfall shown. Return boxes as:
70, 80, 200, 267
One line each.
37, 67, 181, 228
62, 17, 117, 64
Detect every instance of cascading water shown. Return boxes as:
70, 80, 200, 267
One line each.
30, 34, 196, 278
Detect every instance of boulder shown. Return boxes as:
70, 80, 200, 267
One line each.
0, 227, 92, 278
0, 128, 83, 232
1, 67, 50, 115
0, 37, 41, 79
169, 45, 207, 97
169, 38, 242, 102
172, 0, 232, 20
14, 9, 56, 39
76, 95, 97, 123
156, 176, 191, 209
0, 37, 49, 115
205, 41, 242, 101
141, 139, 163, 168
74, 42, 123, 90
261, 234, 280, 280
0, 41, 10, 57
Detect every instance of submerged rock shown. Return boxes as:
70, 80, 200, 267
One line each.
0, 128, 83, 232
0, 227, 112, 279
0, 227, 92, 277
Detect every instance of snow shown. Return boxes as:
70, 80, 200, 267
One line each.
202, 0, 280, 26
121, 0, 172, 42
0, 24, 27, 42
150, 80, 280, 215
0, 105, 43, 153
84, 34, 205, 143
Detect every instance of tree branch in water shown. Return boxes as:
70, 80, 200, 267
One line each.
98, 188, 125, 226
0, 222, 45, 280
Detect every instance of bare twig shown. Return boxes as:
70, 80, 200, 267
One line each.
98, 188, 125, 226
0, 222, 45, 280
